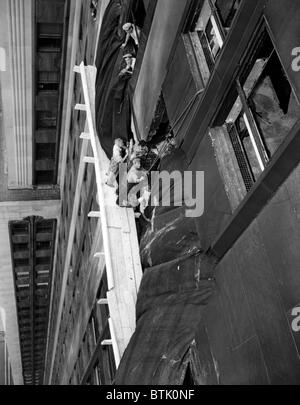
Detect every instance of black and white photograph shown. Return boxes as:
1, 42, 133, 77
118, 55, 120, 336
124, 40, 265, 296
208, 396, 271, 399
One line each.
0, 0, 300, 389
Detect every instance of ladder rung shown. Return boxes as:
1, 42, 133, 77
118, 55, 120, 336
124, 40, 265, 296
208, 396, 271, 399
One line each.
80, 132, 90, 140
75, 103, 86, 111
88, 211, 101, 218
97, 298, 108, 305
73, 65, 81, 73
94, 252, 105, 258
83, 156, 95, 164
101, 339, 112, 346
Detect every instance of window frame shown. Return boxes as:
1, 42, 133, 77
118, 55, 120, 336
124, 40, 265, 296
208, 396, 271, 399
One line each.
183, 0, 241, 88
211, 18, 300, 211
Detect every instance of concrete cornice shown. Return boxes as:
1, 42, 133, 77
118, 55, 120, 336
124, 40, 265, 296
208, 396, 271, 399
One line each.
0, 199, 61, 220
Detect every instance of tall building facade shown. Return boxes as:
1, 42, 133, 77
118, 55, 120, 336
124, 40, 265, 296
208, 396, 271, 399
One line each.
113, 0, 300, 385
1, 0, 300, 385
0, 0, 70, 385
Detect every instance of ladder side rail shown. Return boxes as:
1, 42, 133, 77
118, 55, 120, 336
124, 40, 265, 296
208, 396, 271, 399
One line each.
77, 62, 114, 291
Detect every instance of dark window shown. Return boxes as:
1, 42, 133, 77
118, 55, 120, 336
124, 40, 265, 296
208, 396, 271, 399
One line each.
37, 37, 62, 52
215, 0, 241, 30
225, 29, 300, 187
35, 143, 56, 160
36, 111, 57, 129
38, 82, 59, 92
14, 258, 29, 267
35, 256, 51, 266
38, 71, 60, 83
194, 0, 224, 69
38, 23, 63, 37
35, 171, 54, 185
245, 52, 299, 159
184, 0, 241, 83
202, 17, 222, 64
213, 26, 300, 197
37, 23, 63, 53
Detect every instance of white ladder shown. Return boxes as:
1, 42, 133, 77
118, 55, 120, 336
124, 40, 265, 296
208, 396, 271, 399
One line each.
74, 62, 142, 368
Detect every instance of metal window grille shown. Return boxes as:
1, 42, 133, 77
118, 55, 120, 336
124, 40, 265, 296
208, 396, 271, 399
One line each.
227, 123, 255, 192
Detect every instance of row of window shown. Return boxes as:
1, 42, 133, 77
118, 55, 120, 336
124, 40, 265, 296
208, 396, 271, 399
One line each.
37, 23, 63, 52
47, 123, 80, 381
49, 23, 92, 377
52, 154, 100, 383
185, 0, 241, 88
216, 27, 300, 199
36, 23, 63, 94
185, 0, 300, 205
34, 21, 64, 185
68, 278, 116, 385
50, 3, 111, 383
